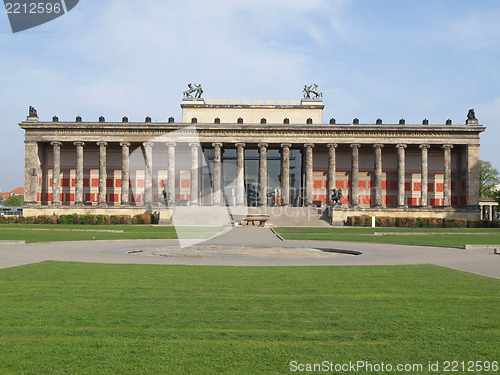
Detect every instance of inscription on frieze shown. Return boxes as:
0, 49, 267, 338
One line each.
53, 128, 450, 138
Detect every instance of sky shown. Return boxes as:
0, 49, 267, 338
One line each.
0, 0, 499, 192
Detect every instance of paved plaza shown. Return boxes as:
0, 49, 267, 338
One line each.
0, 227, 499, 278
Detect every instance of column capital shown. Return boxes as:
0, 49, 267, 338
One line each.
235, 142, 246, 148
442, 144, 454, 150
212, 142, 223, 148
50, 141, 62, 147
258, 143, 268, 148
419, 144, 430, 149
350, 143, 361, 149
166, 141, 176, 147
373, 143, 384, 149
304, 143, 315, 148
143, 141, 154, 148
396, 143, 407, 149
281, 143, 292, 148
189, 142, 200, 148
97, 141, 108, 147
327, 143, 338, 149
120, 142, 131, 147
73, 141, 85, 147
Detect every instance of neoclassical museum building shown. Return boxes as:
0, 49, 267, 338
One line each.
20, 89, 485, 223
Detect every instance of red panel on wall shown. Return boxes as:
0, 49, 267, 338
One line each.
181, 179, 190, 188
382, 181, 387, 190
413, 183, 421, 192
451, 196, 458, 206
83, 178, 89, 187
61, 178, 70, 187
384, 196, 395, 205
359, 181, 366, 189
389, 181, 398, 190
341, 196, 348, 204
405, 182, 411, 191
428, 183, 434, 192
137, 179, 144, 188
115, 179, 122, 187
407, 197, 419, 206
37, 193, 41, 201
461, 196, 467, 205
451, 181, 455, 191
45, 193, 52, 202
106, 179, 113, 188
361, 195, 371, 205
71, 179, 76, 187
462, 181, 466, 190
85, 193, 91, 201
436, 183, 444, 192
368, 181, 375, 189
313, 180, 322, 189
111, 194, 119, 202
91, 178, 99, 187
336, 181, 344, 189
60, 193, 63, 202
49, 178, 53, 187
430, 198, 441, 206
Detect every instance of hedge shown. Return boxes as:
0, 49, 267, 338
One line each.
346, 216, 487, 228
0, 214, 156, 225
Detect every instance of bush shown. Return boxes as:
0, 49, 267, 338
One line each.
140, 214, 151, 225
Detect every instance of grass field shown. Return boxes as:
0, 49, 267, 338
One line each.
0, 225, 225, 243
275, 227, 500, 248
0, 262, 498, 374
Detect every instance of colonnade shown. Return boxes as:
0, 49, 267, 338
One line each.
24, 140, 480, 209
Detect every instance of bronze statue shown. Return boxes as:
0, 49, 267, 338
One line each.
467, 109, 477, 121
331, 188, 343, 206
29, 106, 38, 117
183, 83, 203, 99
303, 84, 322, 99
159, 182, 172, 206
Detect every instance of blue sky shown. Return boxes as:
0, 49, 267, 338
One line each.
1, 0, 499, 191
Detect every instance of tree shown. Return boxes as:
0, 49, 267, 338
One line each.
3, 195, 23, 207
479, 160, 500, 199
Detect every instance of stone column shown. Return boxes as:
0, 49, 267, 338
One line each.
212, 143, 223, 206
281, 143, 291, 206
373, 144, 383, 208
143, 142, 153, 206
442, 144, 454, 207
51, 141, 62, 205
97, 141, 108, 205
74, 141, 85, 204
258, 143, 268, 206
396, 144, 407, 208
24, 141, 39, 204
167, 142, 176, 206
327, 143, 338, 205
466, 144, 480, 207
236, 143, 246, 206
120, 142, 130, 205
350, 144, 361, 207
419, 144, 430, 207
304, 143, 314, 206
189, 143, 200, 206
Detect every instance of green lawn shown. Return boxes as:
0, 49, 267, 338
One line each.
275, 227, 500, 248
0, 262, 498, 374
0, 225, 225, 243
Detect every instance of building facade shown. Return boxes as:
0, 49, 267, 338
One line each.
20, 96, 485, 221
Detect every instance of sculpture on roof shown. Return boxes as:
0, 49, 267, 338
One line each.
183, 83, 203, 99
29, 106, 38, 117
303, 84, 322, 99
467, 109, 477, 121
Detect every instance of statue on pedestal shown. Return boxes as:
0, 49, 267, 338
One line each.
159, 182, 172, 207
183, 83, 203, 99
303, 84, 322, 99
331, 188, 343, 207
29, 106, 38, 117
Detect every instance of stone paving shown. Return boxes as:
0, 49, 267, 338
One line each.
0, 227, 498, 278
